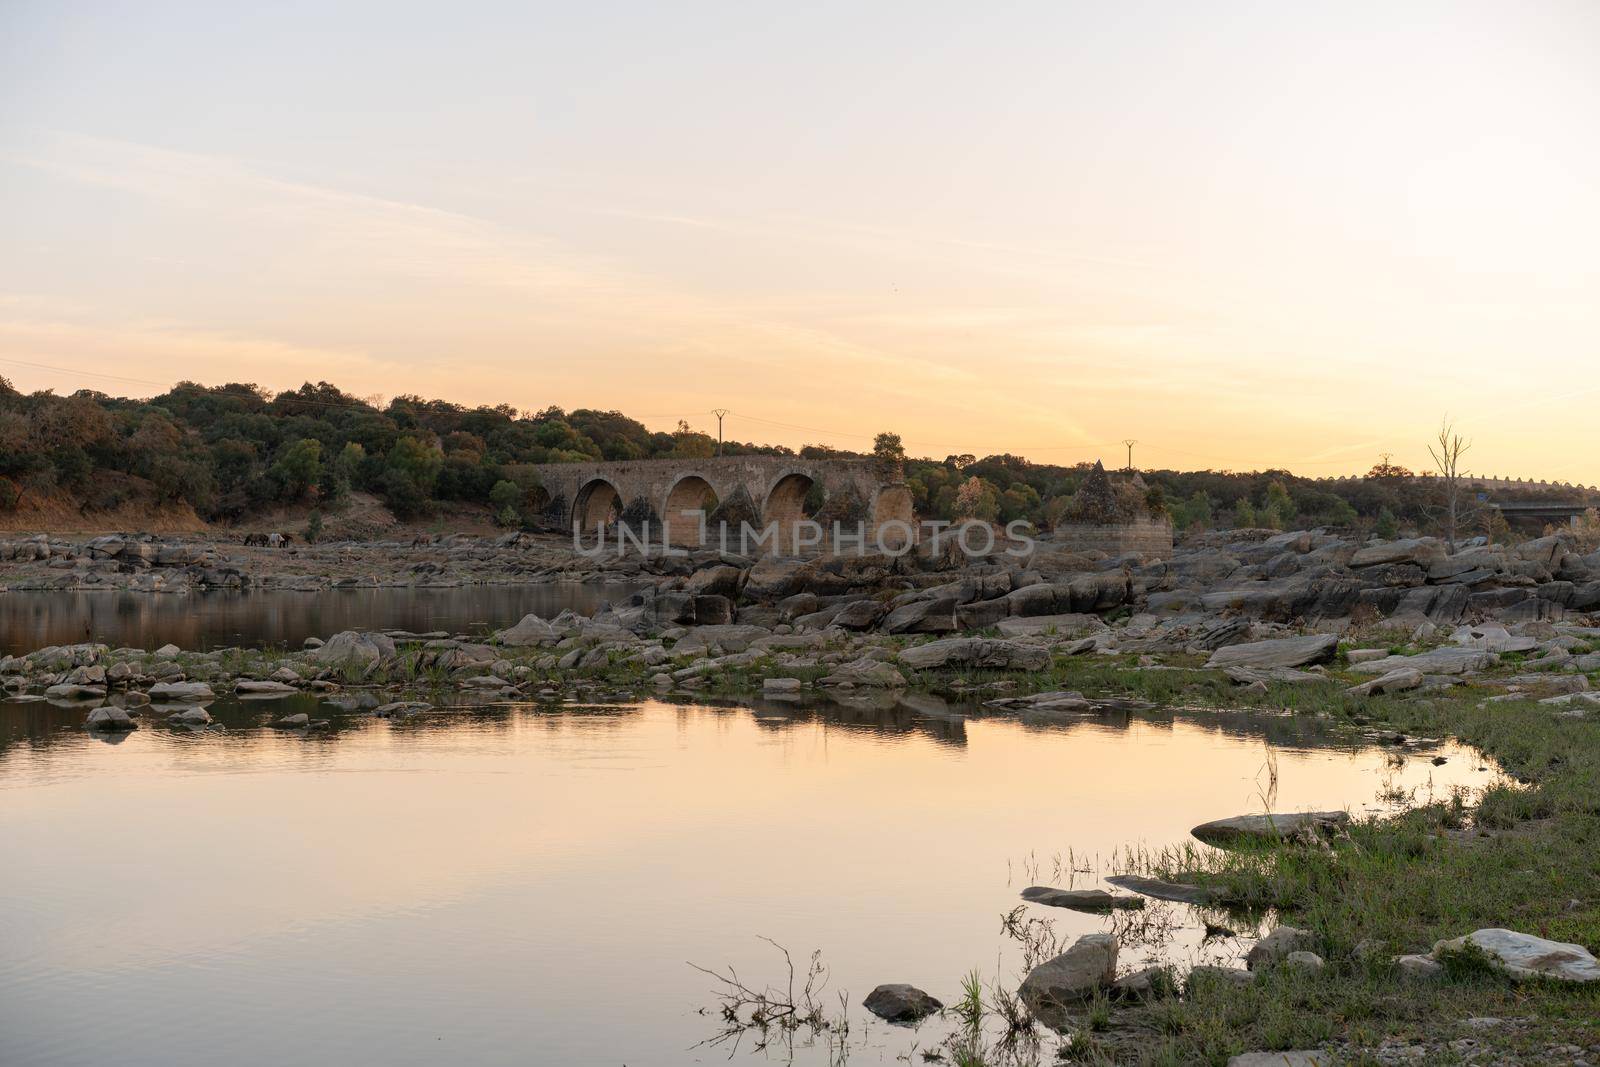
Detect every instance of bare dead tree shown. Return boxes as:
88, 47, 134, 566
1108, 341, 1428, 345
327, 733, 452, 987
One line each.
1428, 419, 1472, 550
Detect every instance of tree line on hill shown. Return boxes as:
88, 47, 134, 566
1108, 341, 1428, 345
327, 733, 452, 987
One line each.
0, 377, 1586, 538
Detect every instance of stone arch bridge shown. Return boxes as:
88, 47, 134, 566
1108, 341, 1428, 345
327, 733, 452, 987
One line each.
532, 455, 915, 554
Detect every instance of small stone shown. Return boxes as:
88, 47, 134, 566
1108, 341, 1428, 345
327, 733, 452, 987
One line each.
1394, 954, 1444, 980
1247, 926, 1318, 971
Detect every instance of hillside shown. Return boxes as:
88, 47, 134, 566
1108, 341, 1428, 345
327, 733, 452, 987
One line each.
1, 376, 1594, 540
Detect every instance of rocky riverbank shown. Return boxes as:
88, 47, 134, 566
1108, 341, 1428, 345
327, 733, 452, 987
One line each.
7, 523, 1600, 1064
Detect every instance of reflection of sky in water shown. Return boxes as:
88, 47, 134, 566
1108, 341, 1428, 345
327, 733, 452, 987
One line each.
0, 700, 1495, 1066
0, 583, 643, 655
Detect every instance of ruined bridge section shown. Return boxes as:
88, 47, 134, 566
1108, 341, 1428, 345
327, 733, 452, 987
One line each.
532, 455, 915, 553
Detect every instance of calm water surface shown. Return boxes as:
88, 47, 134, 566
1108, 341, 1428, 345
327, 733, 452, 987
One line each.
0, 584, 642, 655
0, 695, 1492, 1066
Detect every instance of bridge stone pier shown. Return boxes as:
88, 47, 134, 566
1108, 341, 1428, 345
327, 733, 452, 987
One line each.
532, 455, 916, 555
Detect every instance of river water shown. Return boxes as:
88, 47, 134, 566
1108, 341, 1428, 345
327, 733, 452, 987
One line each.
0, 584, 642, 656
0, 693, 1492, 1066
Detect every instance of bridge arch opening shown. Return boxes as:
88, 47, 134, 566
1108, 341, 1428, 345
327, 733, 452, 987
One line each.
764, 472, 821, 555
572, 478, 622, 533
662, 475, 719, 547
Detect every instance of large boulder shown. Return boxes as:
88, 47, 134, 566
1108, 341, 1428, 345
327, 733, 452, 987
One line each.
683, 564, 744, 600
1349, 538, 1446, 568
497, 614, 557, 647
743, 557, 813, 600
1205, 634, 1338, 670
311, 631, 397, 672
898, 637, 1050, 672
1018, 933, 1118, 1030
861, 984, 942, 1023
1431, 929, 1600, 983
818, 659, 907, 688
880, 597, 959, 634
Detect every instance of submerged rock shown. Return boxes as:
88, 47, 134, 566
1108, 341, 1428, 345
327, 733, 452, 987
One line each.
861, 983, 942, 1022
1020, 886, 1143, 912
235, 680, 297, 696
1104, 873, 1232, 906
84, 706, 137, 731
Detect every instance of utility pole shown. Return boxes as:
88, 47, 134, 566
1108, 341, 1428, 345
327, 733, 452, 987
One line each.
712, 409, 729, 457
1122, 439, 1137, 472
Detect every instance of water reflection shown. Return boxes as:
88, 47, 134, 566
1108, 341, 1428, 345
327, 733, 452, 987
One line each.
0, 583, 642, 655
0, 696, 1493, 1067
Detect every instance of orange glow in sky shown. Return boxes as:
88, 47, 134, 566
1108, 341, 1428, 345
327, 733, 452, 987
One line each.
1, 3, 1596, 479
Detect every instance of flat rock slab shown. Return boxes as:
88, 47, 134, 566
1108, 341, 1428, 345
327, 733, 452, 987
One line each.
1205, 635, 1338, 670
898, 637, 1050, 671
1105, 873, 1231, 906
1191, 811, 1349, 848
985, 690, 1091, 712
1432, 928, 1600, 983
1346, 668, 1423, 697
1021, 886, 1144, 912
147, 681, 215, 701
994, 613, 1106, 638
236, 680, 298, 696
1224, 665, 1327, 686
1350, 647, 1497, 675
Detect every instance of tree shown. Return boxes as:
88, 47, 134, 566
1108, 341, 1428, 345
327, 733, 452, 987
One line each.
1428, 419, 1471, 549
489, 479, 521, 512
381, 435, 444, 518
1375, 507, 1398, 539
1366, 454, 1414, 480
269, 438, 323, 501
873, 432, 905, 478
1262, 480, 1295, 529
670, 420, 716, 459
1233, 498, 1257, 528
953, 476, 999, 522
1172, 490, 1213, 531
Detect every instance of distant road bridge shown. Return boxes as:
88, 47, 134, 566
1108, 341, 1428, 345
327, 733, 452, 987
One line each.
531, 455, 915, 553
1487, 500, 1597, 523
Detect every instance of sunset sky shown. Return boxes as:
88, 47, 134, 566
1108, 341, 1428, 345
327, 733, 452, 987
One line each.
2, 2, 1597, 480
